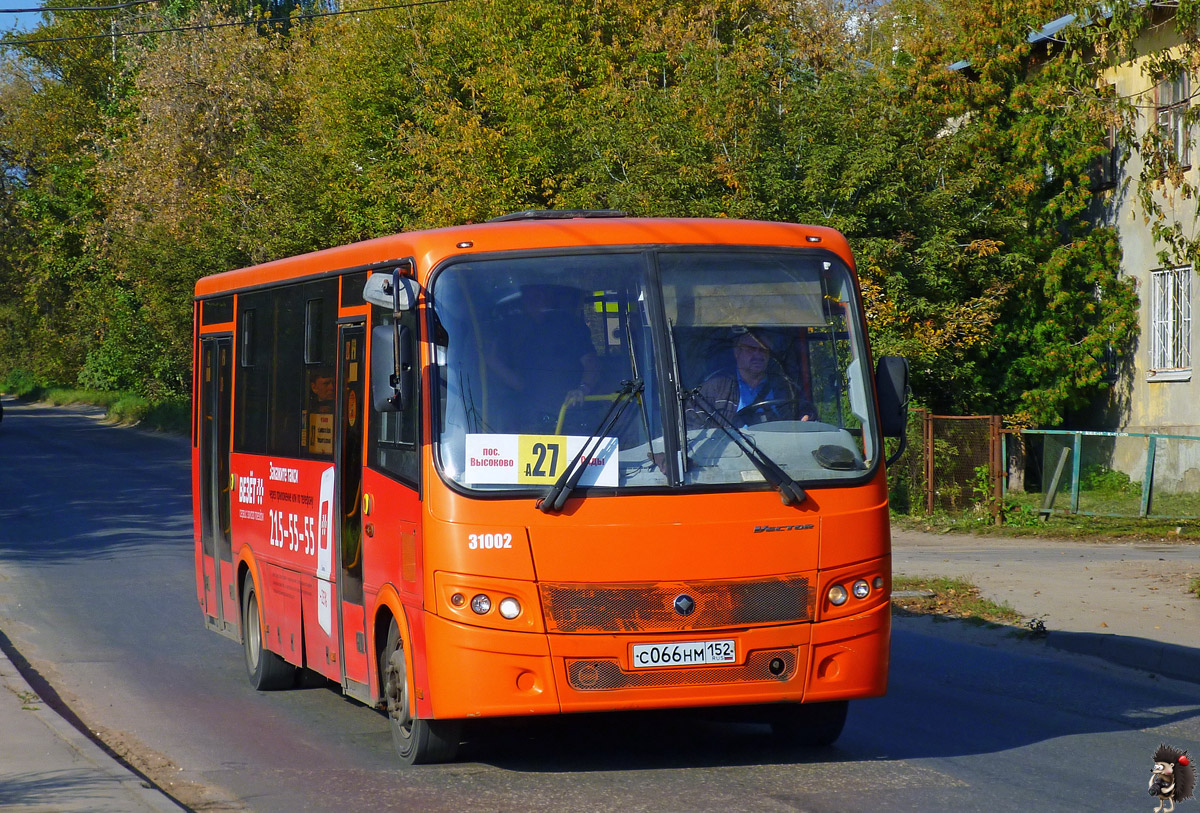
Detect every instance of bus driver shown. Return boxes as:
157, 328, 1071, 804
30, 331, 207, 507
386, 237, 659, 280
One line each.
687, 330, 816, 428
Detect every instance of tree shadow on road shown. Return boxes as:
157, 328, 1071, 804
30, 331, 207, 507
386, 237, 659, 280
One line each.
0, 769, 157, 809
0, 401, 192, 563
459, 623, 1200, 773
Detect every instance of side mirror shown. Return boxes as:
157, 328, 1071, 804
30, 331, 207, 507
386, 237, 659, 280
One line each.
372, 324, 414, 412
366, 264, 419, 412
875, 356, 909, 439
363, 271, 418, 311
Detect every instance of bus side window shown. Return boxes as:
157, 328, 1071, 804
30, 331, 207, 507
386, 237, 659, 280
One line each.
368, 306, 419, 486
304, 367, 336, 456
235, 297, 269, 455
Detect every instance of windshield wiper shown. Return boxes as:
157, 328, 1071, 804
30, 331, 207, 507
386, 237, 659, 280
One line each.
683, 389, 808, 506
537, 379, 644, 514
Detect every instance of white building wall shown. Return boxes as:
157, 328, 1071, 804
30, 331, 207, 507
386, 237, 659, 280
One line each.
1103, 31, 1200, 441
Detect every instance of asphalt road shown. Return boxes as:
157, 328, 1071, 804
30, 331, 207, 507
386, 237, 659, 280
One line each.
1, 397, 1199, 812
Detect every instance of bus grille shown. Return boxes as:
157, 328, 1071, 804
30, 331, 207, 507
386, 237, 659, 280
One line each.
566, 648, 798, 691
539, 575, 812, 633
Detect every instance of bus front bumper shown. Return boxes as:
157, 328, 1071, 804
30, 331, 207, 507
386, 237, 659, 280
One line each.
420, 603, 889, 720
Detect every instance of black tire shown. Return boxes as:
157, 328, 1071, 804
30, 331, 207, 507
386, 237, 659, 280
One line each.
770, 700, 849, 747
381, 619, 460, 765
241, 574, 297, 691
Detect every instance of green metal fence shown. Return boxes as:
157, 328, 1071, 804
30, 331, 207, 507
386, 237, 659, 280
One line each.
1009, 429, 1200, 520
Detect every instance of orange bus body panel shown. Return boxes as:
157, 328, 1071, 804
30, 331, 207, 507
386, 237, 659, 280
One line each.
415, 472, 891, 719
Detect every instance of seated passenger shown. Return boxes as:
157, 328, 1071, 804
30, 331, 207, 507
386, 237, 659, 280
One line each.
485, 284, 599, 433
686, 330, 816, 428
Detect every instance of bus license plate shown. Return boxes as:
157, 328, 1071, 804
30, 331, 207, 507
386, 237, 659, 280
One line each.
631, 639, 736, 669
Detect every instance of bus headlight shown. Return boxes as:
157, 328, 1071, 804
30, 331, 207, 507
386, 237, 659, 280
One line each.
498, 597, 521, 619
852, 580, 871, 600
435, 573, 544, 632
828, 584, 848, 606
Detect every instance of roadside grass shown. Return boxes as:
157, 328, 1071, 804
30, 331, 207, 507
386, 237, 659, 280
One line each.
0, 376, 189, 435
1191, 577, 1200, 599
892, 509, 1200, 543
891, 576, 1026, 629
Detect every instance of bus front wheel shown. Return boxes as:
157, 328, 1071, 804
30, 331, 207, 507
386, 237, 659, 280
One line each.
381, 619, 460, 765
770, 700, 849, 747
240, 574, 297, 691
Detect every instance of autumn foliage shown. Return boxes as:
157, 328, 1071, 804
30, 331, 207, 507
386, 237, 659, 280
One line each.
0, 0, 1146, 424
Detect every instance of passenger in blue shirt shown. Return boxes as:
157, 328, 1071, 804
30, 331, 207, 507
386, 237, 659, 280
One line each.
686, 330, 816, 428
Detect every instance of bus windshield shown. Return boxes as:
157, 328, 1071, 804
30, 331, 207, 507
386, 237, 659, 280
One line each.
431, 248, 877, 494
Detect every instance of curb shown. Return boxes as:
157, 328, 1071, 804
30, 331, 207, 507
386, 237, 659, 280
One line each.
1045, 631, 1200, 685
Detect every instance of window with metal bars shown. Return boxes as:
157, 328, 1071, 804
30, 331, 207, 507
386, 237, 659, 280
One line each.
1150, 266, 1192, 377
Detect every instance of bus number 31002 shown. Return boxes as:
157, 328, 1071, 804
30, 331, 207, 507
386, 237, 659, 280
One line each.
468, 533, 513, 550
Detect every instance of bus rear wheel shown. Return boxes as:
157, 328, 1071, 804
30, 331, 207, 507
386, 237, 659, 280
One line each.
381, 620, 460, 765
241, 574, 297, 691
770, 700, 849, 747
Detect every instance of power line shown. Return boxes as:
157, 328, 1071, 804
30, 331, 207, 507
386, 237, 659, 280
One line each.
2, 1, 158, 13
0, 0, 453, 47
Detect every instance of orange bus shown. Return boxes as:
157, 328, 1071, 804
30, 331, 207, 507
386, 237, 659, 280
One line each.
192, 212, 909, 764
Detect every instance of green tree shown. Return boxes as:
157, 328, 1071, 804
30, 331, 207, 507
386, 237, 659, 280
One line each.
0, 7, 116, 388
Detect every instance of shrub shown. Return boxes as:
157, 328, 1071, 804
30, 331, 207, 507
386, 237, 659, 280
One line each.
1, 369, 46, 397
1078, 464, 1140, 495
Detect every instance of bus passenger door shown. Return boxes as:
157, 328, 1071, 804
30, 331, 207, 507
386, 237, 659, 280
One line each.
336, 325, 369, 691
199, 336, 235, 634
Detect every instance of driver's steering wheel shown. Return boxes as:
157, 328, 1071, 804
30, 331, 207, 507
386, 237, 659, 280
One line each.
735, 397, 803, 425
